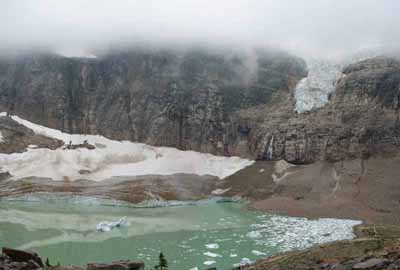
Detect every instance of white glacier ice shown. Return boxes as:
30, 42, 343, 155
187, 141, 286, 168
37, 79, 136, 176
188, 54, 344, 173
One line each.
294, 58, 342, 113
294, 47, 382, 113
0, 114, 254, 181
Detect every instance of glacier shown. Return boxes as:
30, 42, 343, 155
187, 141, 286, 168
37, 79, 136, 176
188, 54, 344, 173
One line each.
294, 47, 382, 113
294, 58, 342, 113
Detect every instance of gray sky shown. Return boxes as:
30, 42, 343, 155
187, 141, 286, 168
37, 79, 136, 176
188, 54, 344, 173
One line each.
0, 0, 399, 57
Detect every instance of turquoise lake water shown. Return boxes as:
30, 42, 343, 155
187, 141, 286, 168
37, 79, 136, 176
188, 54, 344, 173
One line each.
0, 199, 360, 270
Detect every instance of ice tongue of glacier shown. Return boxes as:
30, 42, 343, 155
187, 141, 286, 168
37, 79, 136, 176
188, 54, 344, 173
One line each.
294, 47, 382, 113
294, 58, 342, 113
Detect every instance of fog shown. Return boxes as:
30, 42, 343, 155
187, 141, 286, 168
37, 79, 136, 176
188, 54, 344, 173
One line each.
0, 0, 399, 58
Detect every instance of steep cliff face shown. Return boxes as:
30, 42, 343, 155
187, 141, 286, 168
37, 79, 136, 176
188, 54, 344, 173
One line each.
1, 50, 399, 164
0, 48, 306, 156
249, 56, 400, 164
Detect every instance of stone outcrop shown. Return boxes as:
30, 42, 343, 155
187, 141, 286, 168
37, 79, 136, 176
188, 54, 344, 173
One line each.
1, 247, 43, 270
0, 248, 145, 270
246, 56, 400, 164
0, 116, 63, 153
87, 261, 144, 270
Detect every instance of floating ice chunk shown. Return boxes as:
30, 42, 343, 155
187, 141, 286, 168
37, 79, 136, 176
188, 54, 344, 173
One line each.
188, 267, 198, 270
203, 261, 216, 266
233, 258, 253, 267
252, 250, 267, 256
205, 243, 219, 249
203, 252, 222, 258
96, 216, 127, 232
229, 254, 238, 258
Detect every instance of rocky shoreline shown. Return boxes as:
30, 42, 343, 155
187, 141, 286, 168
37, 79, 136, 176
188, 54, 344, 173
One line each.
245, 225, 400, 270
0, 247, 144, 270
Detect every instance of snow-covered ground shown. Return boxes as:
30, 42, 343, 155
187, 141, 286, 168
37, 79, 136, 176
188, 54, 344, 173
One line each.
0, 113, 254, 181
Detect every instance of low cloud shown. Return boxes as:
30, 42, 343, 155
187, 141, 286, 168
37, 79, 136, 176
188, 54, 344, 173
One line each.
0, 0, 399, 57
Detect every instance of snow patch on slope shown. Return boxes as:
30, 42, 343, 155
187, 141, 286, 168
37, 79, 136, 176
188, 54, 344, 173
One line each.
0, 114, 254, 181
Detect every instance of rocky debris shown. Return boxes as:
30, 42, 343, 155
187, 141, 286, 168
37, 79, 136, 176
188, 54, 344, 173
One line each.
87, 261, 144, 270
244, 225, 400, 270
63, 140, 95, 150
222, 157, 400, 225
352, 258, 389, 269
0, 174, 219, 204
0, 171, 11, 181
0, 116, 64, 153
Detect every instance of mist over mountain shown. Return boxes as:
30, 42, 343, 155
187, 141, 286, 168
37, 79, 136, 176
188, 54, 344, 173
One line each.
1, 0, 400, 58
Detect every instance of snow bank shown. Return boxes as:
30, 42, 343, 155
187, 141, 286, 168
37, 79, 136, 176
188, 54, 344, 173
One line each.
0, 114, 253, 181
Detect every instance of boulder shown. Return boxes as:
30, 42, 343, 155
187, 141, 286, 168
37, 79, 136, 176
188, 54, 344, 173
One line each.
87, 260, 144, 270
2, 248, 44, 268
352, 258, 388, 269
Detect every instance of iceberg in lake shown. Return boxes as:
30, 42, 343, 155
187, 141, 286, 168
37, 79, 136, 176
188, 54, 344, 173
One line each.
96, 216, 128, 232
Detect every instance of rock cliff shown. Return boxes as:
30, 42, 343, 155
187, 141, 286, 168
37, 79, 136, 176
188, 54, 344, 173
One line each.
0, 48, 306, 156
0, 50, 399, 164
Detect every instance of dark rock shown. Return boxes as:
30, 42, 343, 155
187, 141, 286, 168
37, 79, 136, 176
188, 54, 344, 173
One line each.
0, 49, 306, 157
329, 262, 351, 270
24, 260, 40, 270
0, 117, 63, 154
352, 258, 388, 269
87, 260, 144, 270
2, 248, 44, 268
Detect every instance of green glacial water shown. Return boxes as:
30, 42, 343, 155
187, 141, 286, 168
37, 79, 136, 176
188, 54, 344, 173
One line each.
0, 199, 361, 270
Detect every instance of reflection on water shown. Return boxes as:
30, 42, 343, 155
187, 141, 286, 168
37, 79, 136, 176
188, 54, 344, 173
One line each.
0, 200, 361, 270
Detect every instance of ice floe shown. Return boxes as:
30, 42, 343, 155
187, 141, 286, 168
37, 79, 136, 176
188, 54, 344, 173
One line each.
205, 243, 219, 249
203, 252, 222, 258
252, 250, 266, 256
96, 216, 128, 232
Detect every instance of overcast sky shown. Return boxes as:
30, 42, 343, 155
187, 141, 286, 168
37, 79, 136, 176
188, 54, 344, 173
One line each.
0, 0, 399, 57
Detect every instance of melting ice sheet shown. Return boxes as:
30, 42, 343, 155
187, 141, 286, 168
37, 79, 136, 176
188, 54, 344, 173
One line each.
0, 113, 253, 181
0, 201, 361, 270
